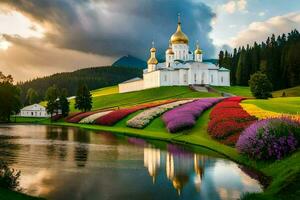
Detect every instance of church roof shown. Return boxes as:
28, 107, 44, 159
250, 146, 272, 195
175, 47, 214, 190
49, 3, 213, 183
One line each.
218, 67, 230, 71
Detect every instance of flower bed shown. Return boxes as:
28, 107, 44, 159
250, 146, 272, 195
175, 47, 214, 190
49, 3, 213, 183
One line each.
236, 117, 300, 160
162, 98, 222, 133
79, 110, 113, 124
66, 111, 100, 123
208, 97, 257, 145
126, 100, 194, 128
241, 103, 300, 121
94, 100, 177, 126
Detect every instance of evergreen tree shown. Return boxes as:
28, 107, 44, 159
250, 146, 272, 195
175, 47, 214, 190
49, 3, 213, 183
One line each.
25, 88, 39, 105
218, 29, 300, 90
59, 88, 70, 117
75, 83, 92, 112
0, 72, 21, 122
218, 51, 224, 66
45, 85, 59, 118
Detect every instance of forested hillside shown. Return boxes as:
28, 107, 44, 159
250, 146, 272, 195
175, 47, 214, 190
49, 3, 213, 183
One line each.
18, 66, 142, 104
219, 29, 300, 90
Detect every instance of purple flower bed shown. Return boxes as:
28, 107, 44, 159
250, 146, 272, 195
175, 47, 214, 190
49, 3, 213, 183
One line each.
236, 117, 300, 160
162, 98, 222, 133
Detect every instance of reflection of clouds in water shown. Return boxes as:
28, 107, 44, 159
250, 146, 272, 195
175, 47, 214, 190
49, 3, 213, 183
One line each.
20, 168, 55, 196
212, 160, 262, 198
217, 187, 240, 200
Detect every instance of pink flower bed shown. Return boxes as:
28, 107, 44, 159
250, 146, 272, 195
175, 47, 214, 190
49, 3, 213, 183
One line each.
94, 100, 177, 126
162, 98, 222, 133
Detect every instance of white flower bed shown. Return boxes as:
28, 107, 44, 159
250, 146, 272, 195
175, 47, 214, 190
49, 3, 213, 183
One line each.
79, 110, 112, 124
126, 99, 194, 128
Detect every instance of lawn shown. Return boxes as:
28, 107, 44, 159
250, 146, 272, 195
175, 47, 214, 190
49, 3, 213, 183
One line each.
212, 86, 253, 97
242, 97, 300, 114
10, 116, 49, 123
272, 86, 300, 97
68, 86, 219, 112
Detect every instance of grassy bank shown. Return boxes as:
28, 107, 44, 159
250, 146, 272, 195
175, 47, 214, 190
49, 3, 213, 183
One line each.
0, 188, 44, 200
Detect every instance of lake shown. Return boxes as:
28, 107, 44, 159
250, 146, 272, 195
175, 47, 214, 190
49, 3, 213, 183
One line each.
0, 125, 262, 200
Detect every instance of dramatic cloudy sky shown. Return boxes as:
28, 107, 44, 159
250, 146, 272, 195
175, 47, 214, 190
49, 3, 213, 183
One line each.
0, 0, 299, 81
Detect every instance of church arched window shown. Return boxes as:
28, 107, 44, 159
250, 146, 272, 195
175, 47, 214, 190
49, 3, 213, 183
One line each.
221, 76, 224, 83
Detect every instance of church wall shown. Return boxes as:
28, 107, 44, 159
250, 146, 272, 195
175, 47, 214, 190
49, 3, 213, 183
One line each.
208, 70, 219, 86
188, 65, 209, 85
144, 71, 161, 89
218, 71, 230, 86
179, 69, 188, 85
119, 79, 144, 93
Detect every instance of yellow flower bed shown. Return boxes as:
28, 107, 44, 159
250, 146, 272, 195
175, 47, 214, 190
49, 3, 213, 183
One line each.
240, 103, 300, 121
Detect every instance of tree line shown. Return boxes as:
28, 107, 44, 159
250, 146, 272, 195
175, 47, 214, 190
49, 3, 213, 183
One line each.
0, 70, 93, 122
18, 66, 142, 106
45, 83, 92, 119
219, 29, 300, 90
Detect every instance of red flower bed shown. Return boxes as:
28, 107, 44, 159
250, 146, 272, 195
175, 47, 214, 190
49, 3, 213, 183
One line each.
67, 111, 99, 123
208, 97, 257, 146
94, 100, 177, 126
65, 112, 83, 122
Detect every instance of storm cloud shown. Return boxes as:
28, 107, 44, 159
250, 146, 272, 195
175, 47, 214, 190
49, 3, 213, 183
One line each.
1, 0, 216, 58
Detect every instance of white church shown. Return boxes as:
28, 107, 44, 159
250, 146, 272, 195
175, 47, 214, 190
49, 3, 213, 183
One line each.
119, 15, 230, 93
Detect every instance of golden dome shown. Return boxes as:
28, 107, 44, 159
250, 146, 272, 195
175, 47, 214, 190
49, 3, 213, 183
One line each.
147, 57, 158, 65
166, 47, 174, 55
170, 22, 189, 44
194, 48, 202, 55
194, 41, 202, 54
150, 47, 156, 52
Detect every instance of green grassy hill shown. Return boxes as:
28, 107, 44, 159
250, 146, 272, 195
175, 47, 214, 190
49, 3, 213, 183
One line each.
211, 86, 253, 97
69, 86, 219, 111
243, 97, 300, 114
272, 86, 300, 97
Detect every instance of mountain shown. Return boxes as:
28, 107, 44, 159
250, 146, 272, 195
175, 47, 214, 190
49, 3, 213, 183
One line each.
18, 66, 143, 104
112, 55, 147, 69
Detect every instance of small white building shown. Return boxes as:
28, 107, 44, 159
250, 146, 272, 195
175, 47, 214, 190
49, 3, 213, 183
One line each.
18, 104, 50, 117
119, 15, 230, 93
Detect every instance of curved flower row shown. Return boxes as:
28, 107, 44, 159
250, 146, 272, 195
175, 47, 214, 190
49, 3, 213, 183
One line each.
126, 99, 194, 128
162, 98, 222, 133
240, 103, 300, 121
79, 110, 113, 124
66, 111, 100, 123
208, 97, 257, 145
94, 100, 177, 126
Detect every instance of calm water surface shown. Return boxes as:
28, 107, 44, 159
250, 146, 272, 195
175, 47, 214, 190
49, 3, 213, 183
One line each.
0, 125, 262, 200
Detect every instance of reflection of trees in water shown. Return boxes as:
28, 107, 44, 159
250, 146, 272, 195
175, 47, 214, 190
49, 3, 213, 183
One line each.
73, 128, 90, 168
0, 135, 21, 164
45, 126, 69, 161
144, 144, 210, 195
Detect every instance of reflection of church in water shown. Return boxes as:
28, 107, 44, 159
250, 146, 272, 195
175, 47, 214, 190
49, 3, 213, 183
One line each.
143, 146, 207, 195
